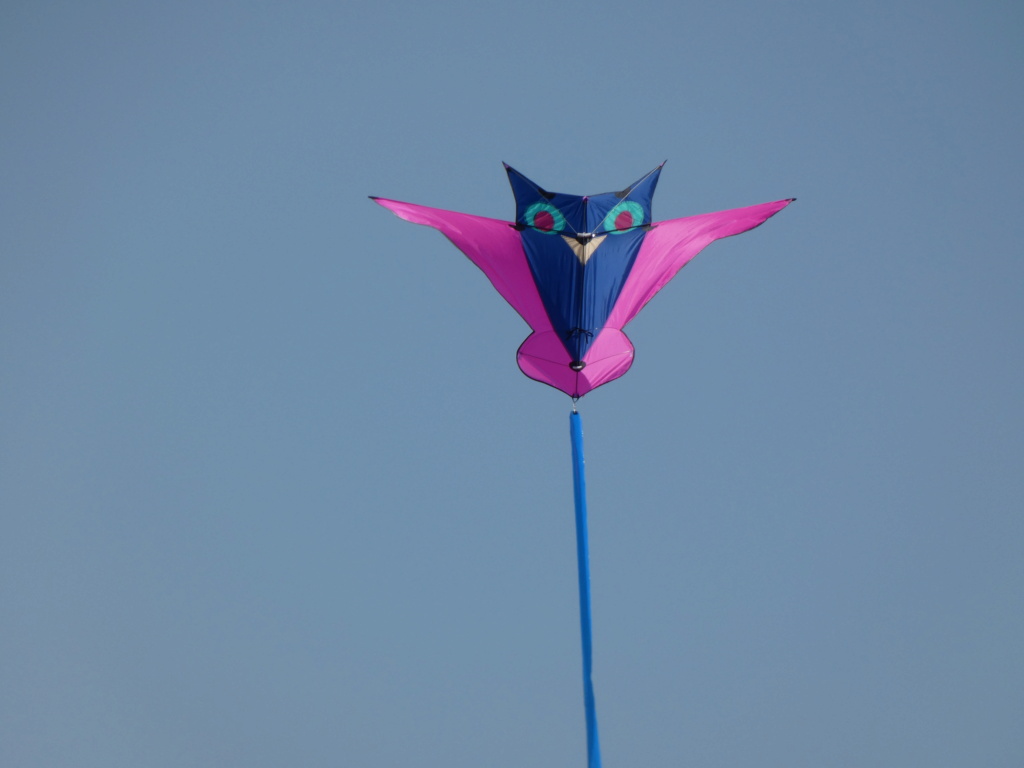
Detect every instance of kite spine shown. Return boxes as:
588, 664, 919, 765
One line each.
570, 410, 602, 768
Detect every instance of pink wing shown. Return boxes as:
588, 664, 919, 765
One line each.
606, 198, 795, 329
371, 198, 551, 332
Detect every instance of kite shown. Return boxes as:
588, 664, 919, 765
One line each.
372, 164, 792, 767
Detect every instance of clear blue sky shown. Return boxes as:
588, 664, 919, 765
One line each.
2, 2, 1022, 766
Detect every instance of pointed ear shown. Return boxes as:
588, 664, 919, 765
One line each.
588, 165, 665, 233
505, 164, 557, 225
504, 166, 588, 234
615, 163, 665, 200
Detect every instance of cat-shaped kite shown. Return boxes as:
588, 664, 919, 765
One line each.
373, 163, 792, 398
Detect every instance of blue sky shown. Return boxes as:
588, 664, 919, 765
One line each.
2, 1, 1022, 766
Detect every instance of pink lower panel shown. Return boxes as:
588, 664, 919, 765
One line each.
517, 329, 635, 397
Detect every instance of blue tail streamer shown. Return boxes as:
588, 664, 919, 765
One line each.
570, 410, 602, 768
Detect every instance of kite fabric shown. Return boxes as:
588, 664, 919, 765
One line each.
372, 165, 792, 765
570, 409, 601, 768
372, 163, 793, 398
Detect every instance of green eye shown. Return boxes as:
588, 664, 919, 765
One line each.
524, 202, 565, 234
602, 201, 645, 233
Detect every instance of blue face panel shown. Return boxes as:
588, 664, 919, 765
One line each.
519, 227, 647, 362
505, 165, 662, 363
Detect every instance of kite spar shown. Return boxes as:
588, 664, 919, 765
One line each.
372, 164, 792, 766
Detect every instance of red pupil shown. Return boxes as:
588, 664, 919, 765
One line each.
533, 210, 555, 230
614, 210, 635, 230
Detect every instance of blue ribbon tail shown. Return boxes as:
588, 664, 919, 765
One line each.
570, 410, 602, 768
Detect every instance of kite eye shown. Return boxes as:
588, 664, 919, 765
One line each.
602, 200, 645, 233
524, 201, 566, 234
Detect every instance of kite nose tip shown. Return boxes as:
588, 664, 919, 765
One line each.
570, 361, 586, 372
